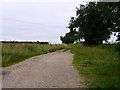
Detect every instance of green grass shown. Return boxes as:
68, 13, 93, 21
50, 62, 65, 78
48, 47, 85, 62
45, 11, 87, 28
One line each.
70, 44, 119, 88
2, 43, 67, 67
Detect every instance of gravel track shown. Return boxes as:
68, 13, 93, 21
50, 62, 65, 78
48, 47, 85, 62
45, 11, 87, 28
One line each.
2, 50, 86, 88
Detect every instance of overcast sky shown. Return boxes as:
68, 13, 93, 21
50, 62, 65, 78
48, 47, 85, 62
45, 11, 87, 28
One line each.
1, 0, 117, 43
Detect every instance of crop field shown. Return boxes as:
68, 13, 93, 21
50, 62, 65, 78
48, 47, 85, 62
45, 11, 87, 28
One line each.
70, 44, 119, 88
2, 43, 67, 67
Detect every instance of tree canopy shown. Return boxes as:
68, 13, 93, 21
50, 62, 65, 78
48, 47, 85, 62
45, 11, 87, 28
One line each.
60, 2, 120, 45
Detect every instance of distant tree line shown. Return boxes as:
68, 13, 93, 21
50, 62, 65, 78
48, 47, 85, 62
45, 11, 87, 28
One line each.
1, 41, 49, 44
60, 2, 120, 45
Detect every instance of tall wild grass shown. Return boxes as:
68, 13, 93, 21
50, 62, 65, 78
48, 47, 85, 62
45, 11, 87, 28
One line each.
70, 44, 119, 88
2, 43, 67, 67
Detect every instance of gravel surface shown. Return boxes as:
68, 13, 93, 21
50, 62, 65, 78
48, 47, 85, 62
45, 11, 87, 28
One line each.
2, 50, 86, 88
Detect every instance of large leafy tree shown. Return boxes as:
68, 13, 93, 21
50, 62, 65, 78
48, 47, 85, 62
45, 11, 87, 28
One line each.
107, 2, 120, 42
97, 2, 120, 42
60, 2, 120, 45
60, 17, 81, 44
60, 28, 78, 44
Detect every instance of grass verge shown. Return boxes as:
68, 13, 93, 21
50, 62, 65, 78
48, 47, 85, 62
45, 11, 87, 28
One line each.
70, 44, 119, 88
2, 43, 67, 67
